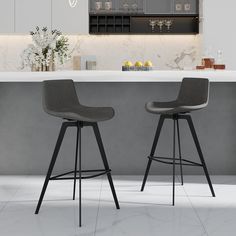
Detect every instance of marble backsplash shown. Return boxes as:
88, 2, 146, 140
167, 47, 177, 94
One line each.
0, 35, 201, 71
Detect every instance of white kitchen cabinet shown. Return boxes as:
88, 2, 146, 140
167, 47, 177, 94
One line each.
52, 0, 89, 34
0, 0, 14, 33
15, 0, 51, 33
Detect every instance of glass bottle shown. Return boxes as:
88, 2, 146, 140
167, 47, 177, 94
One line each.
216, 50, 223, 64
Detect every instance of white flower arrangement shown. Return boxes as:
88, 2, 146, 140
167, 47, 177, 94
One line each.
21, 27, 71, 71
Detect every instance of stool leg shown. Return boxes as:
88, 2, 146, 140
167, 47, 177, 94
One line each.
141, 115, 165, 191
176, 119, 184, 185
93, 123, 120, 210
172, 119, 176, 206
73, 123, 79, 200
186, 116, 215, 197
35, 123, 68, 214
78, 125, 82, 227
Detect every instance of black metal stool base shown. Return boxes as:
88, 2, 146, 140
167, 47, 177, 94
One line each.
35, 121, 120, 227
148, 156, 203, 167
141, 114, 215, 206
50, 169, 111, 181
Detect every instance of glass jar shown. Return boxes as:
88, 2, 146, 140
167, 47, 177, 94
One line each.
104, 0, 112, 11
95, 1, 103, 11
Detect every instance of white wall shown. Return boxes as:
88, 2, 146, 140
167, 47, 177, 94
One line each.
203, 0, 236, 69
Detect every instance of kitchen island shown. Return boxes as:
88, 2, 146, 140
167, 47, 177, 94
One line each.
0, 70, 236, 176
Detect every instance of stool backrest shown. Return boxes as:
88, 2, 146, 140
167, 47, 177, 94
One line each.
177, 78, 209, 108
43, 80, 79, 113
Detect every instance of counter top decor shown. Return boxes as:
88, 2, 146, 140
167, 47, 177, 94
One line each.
21, 27, 70, 72
122, 60, 153, 71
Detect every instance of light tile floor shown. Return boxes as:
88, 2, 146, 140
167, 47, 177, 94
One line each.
0, 175, 235, 236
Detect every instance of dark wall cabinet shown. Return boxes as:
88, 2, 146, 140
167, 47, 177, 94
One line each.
145, 0, 172, 14
90, 15, 131, 34
145, 0, 198, 15
172, 0, 198, 14
89, 0, 199, 34
131, 16, 198, 34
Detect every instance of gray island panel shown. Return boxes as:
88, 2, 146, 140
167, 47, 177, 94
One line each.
0, 82, 236, 175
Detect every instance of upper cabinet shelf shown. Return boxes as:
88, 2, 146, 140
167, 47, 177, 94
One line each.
89, 0, 199, 15
146, 0, 198, 15
90, 0, 144, 14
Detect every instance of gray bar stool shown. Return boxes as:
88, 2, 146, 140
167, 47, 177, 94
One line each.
35, 80, 120, 227
141, 78, 215, 205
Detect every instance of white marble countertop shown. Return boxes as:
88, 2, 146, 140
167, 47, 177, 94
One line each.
0, 70, 236, 82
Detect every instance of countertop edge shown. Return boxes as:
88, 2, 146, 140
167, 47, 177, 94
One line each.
0, 70, 235, 82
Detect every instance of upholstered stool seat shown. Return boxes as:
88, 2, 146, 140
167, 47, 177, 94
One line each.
145, 78, 209, 115
43, 80, 115, 122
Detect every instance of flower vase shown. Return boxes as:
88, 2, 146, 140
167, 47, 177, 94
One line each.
31, 64, 40, 72
45, 54, 56, 71
47, 59, 56, 71
31, 60, 55, 72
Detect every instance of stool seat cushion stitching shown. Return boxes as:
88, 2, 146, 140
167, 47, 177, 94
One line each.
45, 105, 115, 122
145, 101, 208, 114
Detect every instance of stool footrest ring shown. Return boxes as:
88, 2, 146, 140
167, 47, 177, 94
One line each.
50, 169, 111, 180
148, 156, 203, 167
